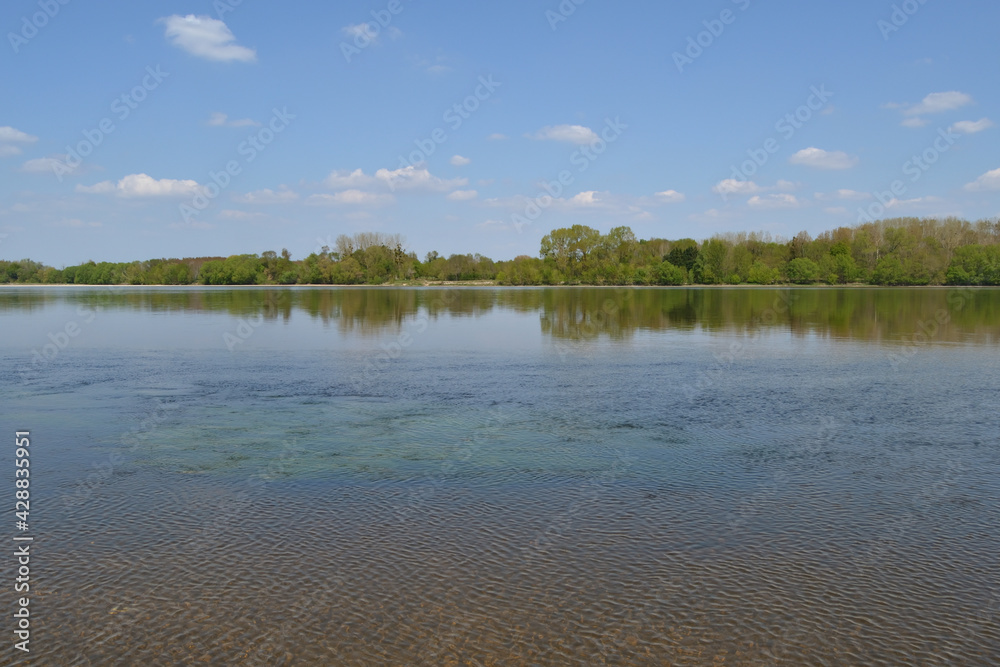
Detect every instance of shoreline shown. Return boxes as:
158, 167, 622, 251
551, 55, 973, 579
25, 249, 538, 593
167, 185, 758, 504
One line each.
0, 282, 987, 289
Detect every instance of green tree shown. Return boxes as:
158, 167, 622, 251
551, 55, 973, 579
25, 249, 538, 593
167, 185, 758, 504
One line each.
603, 226, 638, 264
821, 251, 860, 284
946, 245, 1000, 285
747, 261, 780, 285
786, 258, 820, 284
654, 261, 685, 285
694, 239, 728, 284
540, 225, 602, 280
667, 239, 699, 272
871, 257, 906, 285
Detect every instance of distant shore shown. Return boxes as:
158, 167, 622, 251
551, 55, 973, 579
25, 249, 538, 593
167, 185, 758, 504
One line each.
0, 282, 984, 289
4, 219, 999, 288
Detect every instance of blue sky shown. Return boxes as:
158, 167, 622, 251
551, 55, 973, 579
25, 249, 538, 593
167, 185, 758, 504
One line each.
2, 0, 999, 266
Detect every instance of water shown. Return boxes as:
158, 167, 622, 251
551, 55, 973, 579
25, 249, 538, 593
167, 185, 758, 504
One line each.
2, 286, 999, 665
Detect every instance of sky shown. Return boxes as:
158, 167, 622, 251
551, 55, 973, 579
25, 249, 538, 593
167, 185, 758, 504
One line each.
2, 0, 999, 267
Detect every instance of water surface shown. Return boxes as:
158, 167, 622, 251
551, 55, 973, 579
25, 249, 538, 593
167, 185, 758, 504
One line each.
2, 287, 999, 665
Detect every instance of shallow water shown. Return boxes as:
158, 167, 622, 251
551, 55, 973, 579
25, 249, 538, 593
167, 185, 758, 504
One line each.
2, 287, 999, 665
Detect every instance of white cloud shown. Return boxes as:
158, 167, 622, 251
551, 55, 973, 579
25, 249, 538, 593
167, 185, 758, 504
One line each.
748, 194, 801, 209
374, 166, 467, 192
905, 91, 973, 116
482, 195, 522, 208
884, 196, 942, 209
341, 21, 404, 48
342, 23, 378, 42
407, 53, 452, 75
159, 15, 256, 63
450, 155, 471, 167
655, 190, 685, 203
306, 190, 395, 206
690, 208, 731, 222
567, 191, 600, 206
789, 147, 858, 170
836, 189, 870, 200
76, 182, 115, 194
76, 173, 202, 197
964, 168, 1000, 192
0, 127, 37, 157
481, 192, 653, 226
447, 190, 478, 201
20, 156, 75, 174
118, 173, 202, 197
232, 188, 298, 204
815, 189, 871, 201
207, 112, 259, 128
485, 190, 650, 218
713, 179, 761, 196
483, 192, 602, 210
477, 219, 510, 230
0, 127, 38, 143
530, 124, 598, 145
487, 133, 508, 141
950, 118, 994, 135
322, 166, 468, 195
629, 207, 654, 221
324, 168, 376, 190
893, 91, 974, 128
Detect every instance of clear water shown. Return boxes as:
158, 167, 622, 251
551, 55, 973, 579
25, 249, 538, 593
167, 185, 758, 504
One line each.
2, 287, 999, 665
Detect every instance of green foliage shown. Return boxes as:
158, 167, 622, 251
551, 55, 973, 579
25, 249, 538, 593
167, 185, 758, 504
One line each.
495, 255, 543, 285
632, 266, 652, 286
198, 255, 263, 285
667, 240, 699, 272
5, 216, 999, 287
603, 226, 638, 265
0, 259, 48, 283
747, 261, 781, 285
540, 224, 602, 278
654, 261, 685, 286
694, 239, 728, 284
946, 244, 1000, 285
830, 241, 851, 257
871, 257, 907, 285
786, 258, 820, 284
820, 252, 860, 285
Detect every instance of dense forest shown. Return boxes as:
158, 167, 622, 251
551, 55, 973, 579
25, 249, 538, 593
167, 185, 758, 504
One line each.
2, 217, 999, 287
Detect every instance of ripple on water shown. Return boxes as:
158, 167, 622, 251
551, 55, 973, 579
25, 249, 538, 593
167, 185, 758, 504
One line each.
36, 450, 1000, 666
7, 314, 999, 665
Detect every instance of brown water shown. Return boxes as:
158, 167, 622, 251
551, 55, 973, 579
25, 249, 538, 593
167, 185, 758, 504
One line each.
2, 287, 999, 665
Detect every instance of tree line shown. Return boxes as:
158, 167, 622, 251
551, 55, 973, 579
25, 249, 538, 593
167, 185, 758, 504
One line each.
2, 218, 999, 287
